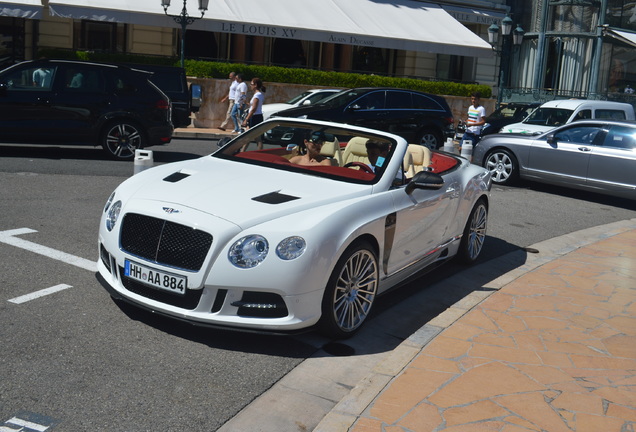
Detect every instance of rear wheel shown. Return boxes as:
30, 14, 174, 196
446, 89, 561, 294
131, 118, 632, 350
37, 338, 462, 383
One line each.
485, 149, 518, 185
457, 199, 488, 264
319, 242, 378, 339
101, 120, 145, 160
418, 129, 442, 150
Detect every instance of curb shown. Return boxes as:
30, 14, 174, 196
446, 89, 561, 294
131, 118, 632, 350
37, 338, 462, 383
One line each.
314, 218, 636, 431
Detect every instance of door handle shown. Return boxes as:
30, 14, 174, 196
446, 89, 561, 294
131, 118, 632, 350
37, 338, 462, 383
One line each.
577, 146, 591, 152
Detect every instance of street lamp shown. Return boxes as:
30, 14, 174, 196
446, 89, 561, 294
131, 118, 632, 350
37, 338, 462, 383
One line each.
161, 0, 209, 68
489, 16, 525, 106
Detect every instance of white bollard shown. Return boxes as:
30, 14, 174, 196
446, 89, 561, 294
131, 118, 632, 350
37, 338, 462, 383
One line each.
460, 140, 473, 163
133, 149, 154, 175
443, 137, 455, 154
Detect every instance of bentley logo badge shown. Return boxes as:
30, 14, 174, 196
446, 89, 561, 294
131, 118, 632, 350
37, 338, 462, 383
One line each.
162, 207, 181, 214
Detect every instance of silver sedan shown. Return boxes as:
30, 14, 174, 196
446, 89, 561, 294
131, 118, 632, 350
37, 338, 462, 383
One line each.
473, 120, 636, 200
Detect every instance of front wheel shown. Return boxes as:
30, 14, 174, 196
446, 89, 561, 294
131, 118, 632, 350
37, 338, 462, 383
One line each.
318, 242, 378, 339
484, 149, 518, 185
101, 120, 145, 160
418, 129, 442, 150
457, 199, 488, 264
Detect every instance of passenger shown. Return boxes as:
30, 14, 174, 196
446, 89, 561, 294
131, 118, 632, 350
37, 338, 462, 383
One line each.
365, 140, 390, 172
289, 132, 337, 166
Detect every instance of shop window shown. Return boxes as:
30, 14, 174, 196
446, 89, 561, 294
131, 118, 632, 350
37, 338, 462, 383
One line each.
74, 20, 127, 53
0, 17, 25, 68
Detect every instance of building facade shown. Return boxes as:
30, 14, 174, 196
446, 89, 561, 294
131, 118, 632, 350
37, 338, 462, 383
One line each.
1, 1, 507, 90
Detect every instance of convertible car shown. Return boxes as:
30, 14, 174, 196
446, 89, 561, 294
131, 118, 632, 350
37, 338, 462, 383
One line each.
97, 119, 492, 338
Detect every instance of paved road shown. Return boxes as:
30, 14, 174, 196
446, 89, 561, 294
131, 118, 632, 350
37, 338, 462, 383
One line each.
1, 138, 634, 431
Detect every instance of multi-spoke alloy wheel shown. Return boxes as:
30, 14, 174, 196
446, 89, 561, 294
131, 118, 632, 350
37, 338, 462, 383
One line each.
102, 121, 144, 160
457, 199, 488, 264
319, 243, 378, 339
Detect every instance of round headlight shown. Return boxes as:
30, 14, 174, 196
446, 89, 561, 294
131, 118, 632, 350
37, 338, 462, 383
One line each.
229, 235, 269, 268
104, 191, 115, 213
276, 236, 306, 260
106, 200, 122, 232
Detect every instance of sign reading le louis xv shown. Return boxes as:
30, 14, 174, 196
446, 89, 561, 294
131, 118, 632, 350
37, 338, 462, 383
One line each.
220, 22, 375, 47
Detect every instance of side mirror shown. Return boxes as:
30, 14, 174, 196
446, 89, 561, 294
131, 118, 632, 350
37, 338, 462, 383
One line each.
405, 171, 444, 194
302, 100, 311, 105
347, 104, 361, 111
546, 133, 555, 145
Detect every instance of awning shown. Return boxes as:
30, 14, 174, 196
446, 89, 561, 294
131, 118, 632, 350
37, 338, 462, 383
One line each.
48, 0, 493, 57
0, 0, 41, 18
604, 28, 636, 48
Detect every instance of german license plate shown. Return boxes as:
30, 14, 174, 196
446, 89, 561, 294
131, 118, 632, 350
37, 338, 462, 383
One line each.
124, 260, 187, 295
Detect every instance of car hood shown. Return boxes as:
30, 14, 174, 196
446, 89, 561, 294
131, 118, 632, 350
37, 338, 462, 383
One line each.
119, 156, 368, 230
261, 103, 293, 114
499, 121, 551, 134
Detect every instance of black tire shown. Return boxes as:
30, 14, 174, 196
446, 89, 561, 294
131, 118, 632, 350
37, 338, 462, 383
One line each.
418, 129, 442, 150
101, 120, 145, 160
484, 148, 518, 185
318, 242, 379, 339
457, 199, 488, 264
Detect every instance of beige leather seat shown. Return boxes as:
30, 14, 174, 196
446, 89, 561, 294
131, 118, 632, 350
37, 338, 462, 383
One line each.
403, 144, 432, 178
341, 136, 370, 166
320, 137, 342, 166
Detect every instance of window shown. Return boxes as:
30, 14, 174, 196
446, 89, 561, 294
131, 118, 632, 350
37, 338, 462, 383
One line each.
74, 20, 127, 53
595, 109, 627, 120
1, 65, 57, 91
604, 126, 636, 149
554, 126, 600, 145
386, 91, 412, 109
63, 68, 103, 92
355, 92, 385, 110
412, 93, 441, 110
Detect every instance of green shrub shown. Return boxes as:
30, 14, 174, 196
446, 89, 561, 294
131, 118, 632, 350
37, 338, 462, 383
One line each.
37, 49, 492, 98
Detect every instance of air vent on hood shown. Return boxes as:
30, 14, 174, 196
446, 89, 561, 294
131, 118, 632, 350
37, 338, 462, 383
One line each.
164, 172, 190, 183
252, 191, 300, 204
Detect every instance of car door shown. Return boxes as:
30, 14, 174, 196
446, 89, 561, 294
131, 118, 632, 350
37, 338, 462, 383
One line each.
526, 124, 603, 187
586, 124, 636, 197
384, 172, 461, 276
343, 90, 387, 130
383, 90, 418, 137
0, 63, 59, 142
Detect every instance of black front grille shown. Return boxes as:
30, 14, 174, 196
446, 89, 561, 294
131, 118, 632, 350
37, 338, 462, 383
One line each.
120, 265, 203, 309
120, 213, 213, 271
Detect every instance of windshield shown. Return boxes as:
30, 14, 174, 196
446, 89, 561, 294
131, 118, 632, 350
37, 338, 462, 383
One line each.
523, 107, 573, 126
317, 89, 365, 108
286, 91, 312, 105
214, 120, 400, 185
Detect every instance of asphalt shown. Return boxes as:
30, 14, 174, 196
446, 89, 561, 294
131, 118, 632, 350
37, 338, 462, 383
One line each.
175, 125, 636, 432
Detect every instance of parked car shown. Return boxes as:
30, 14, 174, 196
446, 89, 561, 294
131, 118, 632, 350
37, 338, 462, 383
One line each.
271, 87, 455, 149
481, 102, 540, 136
123, 63, 199, 128
474, 119, 636, 200
262, 88, 341, 120
0, 59, 173, 160
97, 118, 491, 338
500, 99, 635, 134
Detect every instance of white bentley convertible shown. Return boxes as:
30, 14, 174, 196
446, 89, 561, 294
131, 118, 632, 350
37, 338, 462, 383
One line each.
97, 119, 491, 338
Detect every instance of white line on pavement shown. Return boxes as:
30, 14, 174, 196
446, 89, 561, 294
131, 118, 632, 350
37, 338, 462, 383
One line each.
8, 284, 73, 304
0, 228, 97, 272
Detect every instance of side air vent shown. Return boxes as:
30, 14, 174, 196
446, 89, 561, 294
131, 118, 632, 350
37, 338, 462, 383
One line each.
252, 191, 300, 204
164, 172, 190, 183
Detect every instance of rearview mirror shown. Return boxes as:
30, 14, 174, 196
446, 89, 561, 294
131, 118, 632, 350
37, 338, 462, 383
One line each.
405, 171, 444, 194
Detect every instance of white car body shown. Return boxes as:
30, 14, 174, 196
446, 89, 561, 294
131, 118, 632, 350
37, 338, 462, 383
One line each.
500, 99, 635, 134
97, 119, 491, 338
261, 89, 341, 120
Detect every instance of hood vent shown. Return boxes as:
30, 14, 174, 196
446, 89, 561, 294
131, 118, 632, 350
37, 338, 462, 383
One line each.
164, 172, 190, 183
252, 191, 300, 204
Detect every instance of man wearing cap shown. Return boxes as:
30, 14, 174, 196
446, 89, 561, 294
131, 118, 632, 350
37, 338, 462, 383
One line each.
289, 131, 337, 166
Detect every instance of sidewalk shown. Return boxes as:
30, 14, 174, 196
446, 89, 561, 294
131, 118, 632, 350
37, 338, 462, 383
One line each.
318, 222, 636, 432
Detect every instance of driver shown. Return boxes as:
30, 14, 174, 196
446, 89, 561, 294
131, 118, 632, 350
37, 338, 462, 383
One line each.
289, 131, 337, 166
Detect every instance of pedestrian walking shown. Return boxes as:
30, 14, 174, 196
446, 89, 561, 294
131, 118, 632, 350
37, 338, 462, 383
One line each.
231, 74, 248, 133
218, 72, 237, 131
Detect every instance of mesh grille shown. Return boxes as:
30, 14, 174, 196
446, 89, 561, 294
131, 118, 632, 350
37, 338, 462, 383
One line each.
120, 213, 212, 271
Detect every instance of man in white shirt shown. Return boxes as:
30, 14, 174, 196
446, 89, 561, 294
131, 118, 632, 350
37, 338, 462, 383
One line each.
218, 72, 237, 131
464, 92, 486, 146
231, 74, 248, 133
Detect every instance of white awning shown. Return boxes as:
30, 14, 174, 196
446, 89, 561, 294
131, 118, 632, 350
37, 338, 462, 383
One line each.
0, 0, 41, 18
605, 28, 636, 48
441, 4, 506, 26
48, 0, 493, 57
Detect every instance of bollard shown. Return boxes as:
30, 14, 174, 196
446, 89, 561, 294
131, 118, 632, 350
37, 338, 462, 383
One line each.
133, 149, 154, 175
443, 137, 455, 154
460, 140, 473, 163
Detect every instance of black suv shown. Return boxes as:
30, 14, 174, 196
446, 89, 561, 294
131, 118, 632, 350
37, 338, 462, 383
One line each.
0, 59, 173, 160
272, 87, 455, 149
123, 63, 199, 128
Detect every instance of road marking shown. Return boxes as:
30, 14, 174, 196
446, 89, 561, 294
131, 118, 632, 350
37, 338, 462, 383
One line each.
2, 413, 55, 431
0, 228, 97, 272
8, 284, 73, 305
